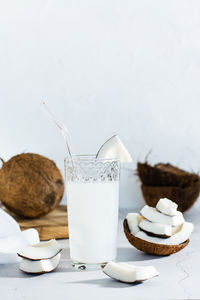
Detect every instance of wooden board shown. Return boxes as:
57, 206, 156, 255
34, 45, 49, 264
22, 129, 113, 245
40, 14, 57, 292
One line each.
7, 205, 69, 241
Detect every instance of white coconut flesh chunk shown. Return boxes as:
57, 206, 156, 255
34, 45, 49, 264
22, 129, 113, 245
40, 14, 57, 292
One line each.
0, 209, 21, 238
156, 198, 178, 216
20, 253, 61, 274
126, 213, 143, 235
139, 219, 172, 237
96, 135, 132, 162
119, 263, 159, 281
141, 205, 184, 226
103, 262, 159, 283
135, 222, 194, 245
172, 224, 182, 235
17, 239, 62, 260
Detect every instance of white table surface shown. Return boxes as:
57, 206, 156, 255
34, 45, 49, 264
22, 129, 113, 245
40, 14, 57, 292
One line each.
1, 204, 200, 300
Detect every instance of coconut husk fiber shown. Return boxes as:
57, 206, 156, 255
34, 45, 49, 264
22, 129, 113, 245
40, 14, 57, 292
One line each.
0, 153, 64, 218
137, 162, 200, 188
123, 219, 189, 256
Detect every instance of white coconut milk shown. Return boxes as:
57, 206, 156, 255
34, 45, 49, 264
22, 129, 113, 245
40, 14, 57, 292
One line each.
67, 181, 119, 264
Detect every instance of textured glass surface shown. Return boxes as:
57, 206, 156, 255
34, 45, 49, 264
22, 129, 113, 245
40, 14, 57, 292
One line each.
65, 155, 120, 182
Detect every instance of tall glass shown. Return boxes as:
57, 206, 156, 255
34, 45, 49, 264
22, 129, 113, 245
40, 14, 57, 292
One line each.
65, 155, 120, 270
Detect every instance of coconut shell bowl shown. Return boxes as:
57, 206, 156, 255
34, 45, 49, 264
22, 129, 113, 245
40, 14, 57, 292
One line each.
137, 162, 200, 212
123, 219, 189, 256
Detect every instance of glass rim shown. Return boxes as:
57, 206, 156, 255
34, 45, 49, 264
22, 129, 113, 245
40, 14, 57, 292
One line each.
64, 154, 120, 162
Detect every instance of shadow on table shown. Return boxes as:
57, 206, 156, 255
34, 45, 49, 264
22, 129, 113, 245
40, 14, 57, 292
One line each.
69, 278, 142, 288
0, 248, 162, 278
0, 263, 36, 278
117, 247, 162, 262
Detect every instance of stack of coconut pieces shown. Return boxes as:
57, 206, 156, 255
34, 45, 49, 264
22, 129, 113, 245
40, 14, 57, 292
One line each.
17, 239, 62, 274
125, 198, 194, 255
0, 208, 62, 273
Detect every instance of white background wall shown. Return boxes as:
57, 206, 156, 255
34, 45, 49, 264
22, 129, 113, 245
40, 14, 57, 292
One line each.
1, 0, 200, 210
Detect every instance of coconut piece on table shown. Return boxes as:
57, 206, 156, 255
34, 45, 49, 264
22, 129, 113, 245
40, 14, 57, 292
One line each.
20, 253, 61, 274
136, 222, 193, 245
126, 213, 143, 235
103, 261, 159, 283
139, 219, 172, 238
17, 239, 62, 260
141, 205, 184, 226
121, 263, 159, 281
156, 198, 178, 216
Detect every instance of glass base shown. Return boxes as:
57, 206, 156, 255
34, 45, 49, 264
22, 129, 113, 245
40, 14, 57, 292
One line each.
71, 261, 107, 271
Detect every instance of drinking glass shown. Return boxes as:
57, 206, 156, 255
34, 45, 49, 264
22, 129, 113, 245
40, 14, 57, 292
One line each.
64, 155, 120, 270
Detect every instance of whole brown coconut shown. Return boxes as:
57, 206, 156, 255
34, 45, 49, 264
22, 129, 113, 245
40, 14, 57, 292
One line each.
0, 153, 64, 218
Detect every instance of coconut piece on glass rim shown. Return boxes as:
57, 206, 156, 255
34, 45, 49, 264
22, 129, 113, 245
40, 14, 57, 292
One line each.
141, 205, 184, 226
156, 198, 178, 216
19, 253, 61, 274
103, 262, 159, 283
96, 135, 132, 162
17, 239, 62, 260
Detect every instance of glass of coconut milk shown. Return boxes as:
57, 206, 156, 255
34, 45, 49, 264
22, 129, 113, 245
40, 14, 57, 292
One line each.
65, 155, 120, 270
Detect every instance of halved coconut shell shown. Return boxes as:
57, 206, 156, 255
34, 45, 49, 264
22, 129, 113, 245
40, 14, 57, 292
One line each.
123, 219, 189, 256
141, 183, 200, 212
137, 162, 200, 188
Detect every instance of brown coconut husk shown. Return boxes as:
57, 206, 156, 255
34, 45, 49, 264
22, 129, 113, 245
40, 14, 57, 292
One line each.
141, 182, 200, 212
137, 162, 200, 188
0, 153, 64, 218
123, 219, 189, 256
